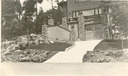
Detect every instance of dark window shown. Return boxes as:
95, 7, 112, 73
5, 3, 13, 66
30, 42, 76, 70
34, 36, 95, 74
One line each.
76, 0, 89, 2
71, 26, 75, 30
73, 11, 79, 18
85, 26, 92, 31
72, 8, 102, 18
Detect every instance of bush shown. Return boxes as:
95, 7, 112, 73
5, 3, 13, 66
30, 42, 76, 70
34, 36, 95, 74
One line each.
1, 47, 58, 62
83, 49, 126, 63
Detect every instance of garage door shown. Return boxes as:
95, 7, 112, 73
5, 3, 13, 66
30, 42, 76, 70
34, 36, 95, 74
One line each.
85, 24, 102, 40
85, 25, 95, 40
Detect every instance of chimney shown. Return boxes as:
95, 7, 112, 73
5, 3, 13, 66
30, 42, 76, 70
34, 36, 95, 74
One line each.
61, 17, 68, 28
48, 18, 54, 26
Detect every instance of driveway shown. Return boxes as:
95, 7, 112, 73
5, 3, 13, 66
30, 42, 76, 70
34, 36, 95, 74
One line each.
44, 40, 102, 63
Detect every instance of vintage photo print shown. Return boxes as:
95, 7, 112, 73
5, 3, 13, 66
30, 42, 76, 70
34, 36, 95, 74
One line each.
1, 0, 128, 76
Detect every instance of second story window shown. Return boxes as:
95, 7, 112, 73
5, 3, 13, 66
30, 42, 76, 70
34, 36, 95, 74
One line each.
72, 8, 102, 18
82, 9, 94, 16
76, 0, 89, 2
73, 11, 79, 18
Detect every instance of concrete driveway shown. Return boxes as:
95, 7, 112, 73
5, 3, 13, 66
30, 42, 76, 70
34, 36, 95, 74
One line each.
44, 40, 102, 63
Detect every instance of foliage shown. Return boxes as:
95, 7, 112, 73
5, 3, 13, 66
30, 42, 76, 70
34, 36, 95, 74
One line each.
101, 1, 128, 39
35, 8, 63, 34
1, 0, 43, 40
1, 0, 23, 40
83, 49, 126, 63
45, 9, 63, 25
22, 0, 43, 16
1, 0, 63, 40
110, 2, 128, 29
2, 0, 22, 16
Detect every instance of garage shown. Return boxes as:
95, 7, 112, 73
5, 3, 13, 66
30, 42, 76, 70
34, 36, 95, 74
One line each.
85, 24, 103, 40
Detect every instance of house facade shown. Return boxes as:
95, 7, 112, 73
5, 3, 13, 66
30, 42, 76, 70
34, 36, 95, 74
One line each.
58, 0, 104, 40
44, 0, 127, 42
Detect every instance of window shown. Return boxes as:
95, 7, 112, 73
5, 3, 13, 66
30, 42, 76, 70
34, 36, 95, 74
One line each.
94, 8, 102, 15
72, 8, 102, 18
71, 26, 75, 30
73, 11, 79, 18
73, 12, 76, 18
82, 9, 94, 16
99, 8, 102, 14
85, 26, 92, 31
95, 9, 99, 15
76, 12, 79, 17
76, 0, 89, 2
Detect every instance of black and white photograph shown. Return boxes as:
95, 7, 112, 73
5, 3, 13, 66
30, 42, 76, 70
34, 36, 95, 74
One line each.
1, 0, 128, 76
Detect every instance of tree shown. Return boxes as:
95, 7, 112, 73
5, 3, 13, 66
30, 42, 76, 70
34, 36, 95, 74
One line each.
1, 0, 44, 40
34, 8, 63, 34
22, 0, 43, 16
101, 1, 128, 39
22, 0, 43, 34
1, 0, 22, 40
43, 9, 63, 25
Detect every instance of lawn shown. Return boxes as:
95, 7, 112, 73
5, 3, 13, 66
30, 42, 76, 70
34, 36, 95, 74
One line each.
94, 39, 128, 50
30, 42, 73, 51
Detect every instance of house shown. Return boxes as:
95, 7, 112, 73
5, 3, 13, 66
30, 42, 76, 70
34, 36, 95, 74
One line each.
58, 0, 104, 40
42, 19, 71, 42
45, 0, 116, 42
44, 0, 126, 42
47, 25, 71, 42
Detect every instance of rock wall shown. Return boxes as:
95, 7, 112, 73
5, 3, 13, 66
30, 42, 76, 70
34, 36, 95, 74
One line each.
78, 14, 86, 41
69, 29, 77, 42
42, 24, 48, 42
48, 18, 54, 26
61, 17, 68, 29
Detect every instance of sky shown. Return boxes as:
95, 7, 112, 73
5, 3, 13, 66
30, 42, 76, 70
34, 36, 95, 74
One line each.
20, 0, 58, 12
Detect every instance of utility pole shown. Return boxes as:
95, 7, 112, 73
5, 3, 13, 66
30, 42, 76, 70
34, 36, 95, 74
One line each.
36, 2, 38, 34
107, 6, 112, 40
121, 30, 124, 50
26, 16, 30, 50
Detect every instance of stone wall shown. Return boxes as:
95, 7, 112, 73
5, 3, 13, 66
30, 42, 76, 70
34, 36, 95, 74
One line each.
42, 24, 48, 42
61, 17, 68, 29
48, 18, 54, 26
78, 14, 86, 41
69, 29, 77, 42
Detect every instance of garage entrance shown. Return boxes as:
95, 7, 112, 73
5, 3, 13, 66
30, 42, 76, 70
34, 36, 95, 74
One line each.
85, 24, 103, 40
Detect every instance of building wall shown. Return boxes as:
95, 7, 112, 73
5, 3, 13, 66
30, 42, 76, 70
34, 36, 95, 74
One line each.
66, 0, 104, 40
68, 23, 78, 38
67, 0, 102, 18
47, 26, 70, 42
62, 3, 68, 17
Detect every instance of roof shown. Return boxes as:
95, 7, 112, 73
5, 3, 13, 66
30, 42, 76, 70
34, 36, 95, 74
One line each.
47, 25, 71, 32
